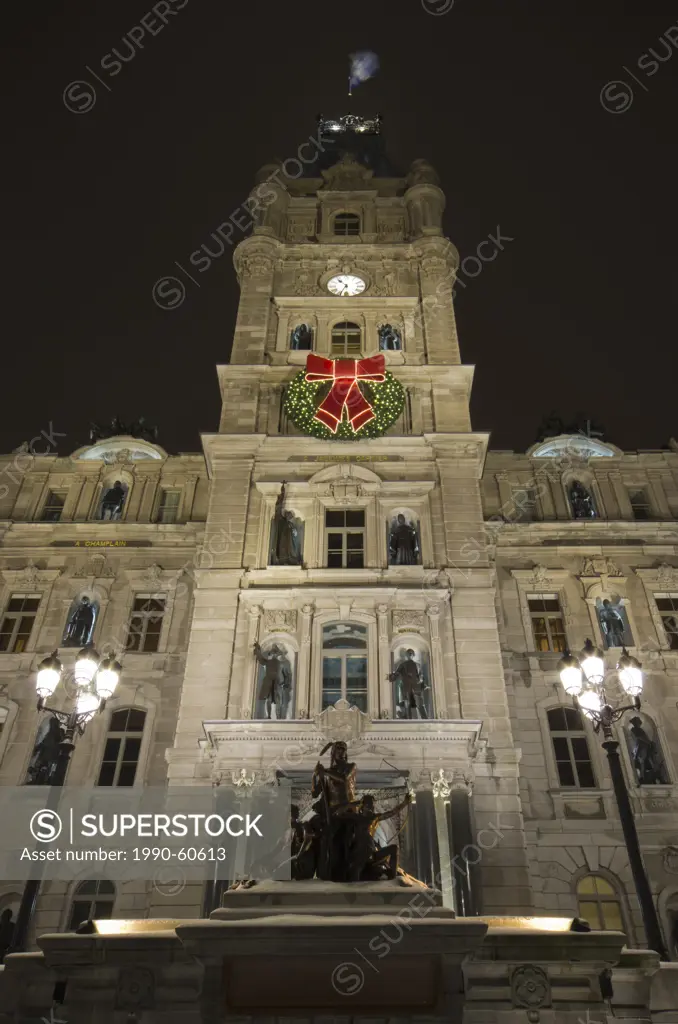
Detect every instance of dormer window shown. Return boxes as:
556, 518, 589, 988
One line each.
334, 212, 360, 236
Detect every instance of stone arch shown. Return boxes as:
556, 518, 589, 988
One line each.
389, 632, 433, 719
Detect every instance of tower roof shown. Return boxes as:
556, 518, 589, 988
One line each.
301, 113, 405, 179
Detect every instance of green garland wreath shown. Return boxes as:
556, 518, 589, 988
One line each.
284, 368, 405, 440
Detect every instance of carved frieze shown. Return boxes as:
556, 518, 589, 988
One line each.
392, 610, 426, 633
263, 609, 298, 634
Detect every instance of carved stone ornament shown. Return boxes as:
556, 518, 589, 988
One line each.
420, 256, 449, 279
581, 557, 598, 577
656, 563, 678, 588
529, 565, 552, 587
74, 553, 115, 579
141, 563, 164, 587
232, 768, 256, 788
320, 154, 374, 190
314, 698, 371, 742
263, 609, 298, 634
115, 967, 155, 1012
15, 561, 43, 589
241, 253, 274, 277
431, 768, 452, 800
294, 267, 317, 296
392, 610, 426, 633
662, 845, 678, 875
510, 964, 550, 1010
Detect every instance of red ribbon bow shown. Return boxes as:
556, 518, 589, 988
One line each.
305, 353, 386, 432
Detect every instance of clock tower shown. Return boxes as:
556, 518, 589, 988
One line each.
166, 114, 533, 918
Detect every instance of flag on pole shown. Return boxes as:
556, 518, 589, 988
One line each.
348, 51, 380, 94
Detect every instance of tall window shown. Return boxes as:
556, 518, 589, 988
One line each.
125, 595, 165, 653
0, 596, 40, 653
325, 510, 365, 568
67, 880, 116, 931
333, 212, 360, 236
629, 488, 651, 520
528, 594, 566, 652
40, 491, 67, 522
547, 707, 596, 787
331, 321, 361, 356
656, 594, 678, 650
156, 489, 181, 524
576, 875, 624, 932
321, 623, 368, 712
97, 708, 146, 786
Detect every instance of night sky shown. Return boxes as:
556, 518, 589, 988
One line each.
4, 1, 677, 458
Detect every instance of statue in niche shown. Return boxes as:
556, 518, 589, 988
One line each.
628, 717, 666, 785
253, 641, 292, 719
389, 514, 420, 565
26, 717, 65, 785
100, 480, 126, 521
63, 596, 97, 648
270, 483, 302, 566
598, 598, 627, 648
569, 480, 596, 519
389, 648, 429, 718
378, 324, 401, 351
290, 324, 313, 351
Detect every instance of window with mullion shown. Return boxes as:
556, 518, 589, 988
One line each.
547, 707, 596, 788
528, 594, 566, 652
125, 595, 166, 653
156, 489, 181, 524
97, 708, 146, 787
325, 510, 365, 569
331, 321, 362, 356
656, 594, 678, 651
41, 491, 67, 522
334, 212, 360, 236
628, 488, 652, 520
0, 596, 41, 653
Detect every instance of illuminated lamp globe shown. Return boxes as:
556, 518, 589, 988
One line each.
580, 639, 605, 685
36, 652, 62, 699
75, 646, 100, 688
577, 687, 603, 720
617, 649, 643, 697
558, 652, 583, 696
95, 657, 122, 700
76, 690, 101, 718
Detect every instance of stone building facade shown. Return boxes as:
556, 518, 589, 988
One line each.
0, 115, 676, 969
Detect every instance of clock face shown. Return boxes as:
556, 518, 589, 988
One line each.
327, 274, 366, 297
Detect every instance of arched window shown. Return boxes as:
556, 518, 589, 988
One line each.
67, 880, 115, 931
331, 321, 361, 356
547, 707, 596, 788
321, 623, 368, 712
333, 212, 360, 236
576, 874, 624, 931
290, 324, 313, 351
97, 708, 146, 787
62, 593, 98, 647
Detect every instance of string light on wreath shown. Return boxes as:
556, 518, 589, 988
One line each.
284, 353, 405, 440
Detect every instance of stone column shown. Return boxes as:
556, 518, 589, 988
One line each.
535, 468, 556, 519
377, 604, 391, 717
180, 474, 198, 523
124, 473, 148, 522
610, 471, 633, 519
296, 603, 313, 719
26, 473, 50, 521
73, 475, 99, 520
61, 478, 84, 522
230, 605, 260, 718
648, 471, 671, 518
432, 771, 455, 911
427, 602, 447, 718
495, 472, 513, 518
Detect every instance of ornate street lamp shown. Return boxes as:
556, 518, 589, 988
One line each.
558, 640, 667, 958
9, 646, 121, 954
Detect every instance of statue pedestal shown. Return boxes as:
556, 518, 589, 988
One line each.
177, 879, 483, 1019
